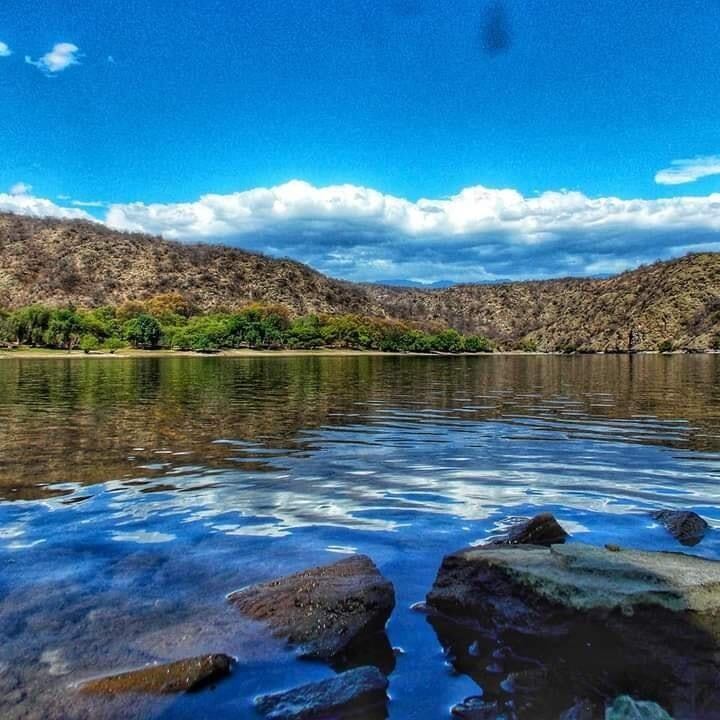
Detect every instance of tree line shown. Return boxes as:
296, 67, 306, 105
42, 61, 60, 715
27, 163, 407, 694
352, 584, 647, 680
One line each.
0, 293, 494, 354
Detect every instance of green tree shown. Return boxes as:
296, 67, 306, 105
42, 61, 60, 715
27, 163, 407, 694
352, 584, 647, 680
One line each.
7, 305, 52, 345
45, 308, 84, 350
103, 337, 125, 354
286, 315, 323, 348
123, 314, 162, 348
464, 335, 493, 353
79, 334, 101, 353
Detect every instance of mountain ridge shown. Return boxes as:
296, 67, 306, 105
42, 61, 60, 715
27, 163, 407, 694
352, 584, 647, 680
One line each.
1, 212, 719, 352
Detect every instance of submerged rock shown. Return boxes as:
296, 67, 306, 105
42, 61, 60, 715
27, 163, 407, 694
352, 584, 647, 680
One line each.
450, 696, 501, 719
426, 543, 720, 718
254, 665, 389, 720
651, 509, 709, 546
228, 555, 395, 664
605, 695, 673, 719
78, 653, 233, 695
492, 512, 569, 546
559, 699, 596, 720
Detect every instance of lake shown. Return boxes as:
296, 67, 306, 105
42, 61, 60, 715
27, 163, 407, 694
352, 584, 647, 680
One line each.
1, 354, 719, 719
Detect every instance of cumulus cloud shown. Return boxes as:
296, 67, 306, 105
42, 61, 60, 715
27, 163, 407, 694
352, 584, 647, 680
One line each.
4, 180, 720, 282
0, 183, 93, 220
655, 155, 720, 186
0, 41, 12, 58
102, 180, 720, 281
25, 43, 80, 74
9, 182, 32, 196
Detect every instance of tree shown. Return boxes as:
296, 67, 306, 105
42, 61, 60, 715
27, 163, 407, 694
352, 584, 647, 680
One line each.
146, 292, 192, 320
103, 337, 125, 354
79, 334, 100, 353
123, 314, 162, 348
286, 315, 323, 348
7, 305, 52, 345
45, 308, 83, 350
464, 335, 493, 353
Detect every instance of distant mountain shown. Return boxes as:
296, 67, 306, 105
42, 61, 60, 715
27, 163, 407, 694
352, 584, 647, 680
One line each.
369, 279, 458, 289
1, 212, 719, 352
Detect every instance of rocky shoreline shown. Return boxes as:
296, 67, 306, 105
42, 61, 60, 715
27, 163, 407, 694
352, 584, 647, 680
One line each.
73, 510, 717, 720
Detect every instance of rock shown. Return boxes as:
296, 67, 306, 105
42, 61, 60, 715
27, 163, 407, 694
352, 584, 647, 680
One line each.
78, 653, 233, 695
560, 699, 597, 720
605, 695, 673, 719
427, 542, 720, 624
492, 513, 568, 546
426, 543, 720, 717
451, 696, 501, 719
228, 555, 395, 664
254, 665, 389, 720
650, 510, 709, 546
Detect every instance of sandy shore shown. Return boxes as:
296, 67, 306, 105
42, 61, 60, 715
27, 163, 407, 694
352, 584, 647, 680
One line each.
1, 347, 713, 360
0, 347, 459, 359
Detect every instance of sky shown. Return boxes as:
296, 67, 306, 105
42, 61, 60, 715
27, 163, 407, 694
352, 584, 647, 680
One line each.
1, 0, 720, 283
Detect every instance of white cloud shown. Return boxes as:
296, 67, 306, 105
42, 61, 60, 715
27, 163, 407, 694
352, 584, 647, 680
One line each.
4, 180, 720, 282
25, 43, 80, 74
0, 41, 12, 58
1, 184, 92, 220
9, 182, 32, 196
655, 155, 720, 186
103, 180, 720, 281
71, 199, 106, 208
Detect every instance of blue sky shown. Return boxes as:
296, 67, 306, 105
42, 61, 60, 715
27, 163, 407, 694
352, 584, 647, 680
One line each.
1, 0, 720, 283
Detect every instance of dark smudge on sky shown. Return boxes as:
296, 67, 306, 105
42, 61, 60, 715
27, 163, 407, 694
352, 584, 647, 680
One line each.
480, 1, 512, 55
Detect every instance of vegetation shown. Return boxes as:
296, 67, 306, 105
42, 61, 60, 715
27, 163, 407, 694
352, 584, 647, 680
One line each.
1, 212, 720, 352
0, 296, 494, 354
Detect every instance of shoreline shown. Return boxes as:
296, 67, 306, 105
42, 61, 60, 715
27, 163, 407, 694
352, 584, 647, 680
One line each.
1, 347, 718, 360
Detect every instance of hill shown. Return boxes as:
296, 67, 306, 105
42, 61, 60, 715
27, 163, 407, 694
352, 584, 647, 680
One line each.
1, 212, 719, 352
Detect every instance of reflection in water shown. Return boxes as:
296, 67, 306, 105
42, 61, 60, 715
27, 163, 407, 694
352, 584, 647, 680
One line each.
0, 355, 719, 719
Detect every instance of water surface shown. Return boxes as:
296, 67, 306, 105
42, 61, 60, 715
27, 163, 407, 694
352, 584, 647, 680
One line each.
1, 355, 719, 719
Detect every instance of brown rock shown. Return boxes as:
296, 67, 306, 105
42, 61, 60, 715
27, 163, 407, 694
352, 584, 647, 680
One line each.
651, 509, 709, 546
228, 555, 395, 663
492, 512, 568, 546
78, 653, 233, 695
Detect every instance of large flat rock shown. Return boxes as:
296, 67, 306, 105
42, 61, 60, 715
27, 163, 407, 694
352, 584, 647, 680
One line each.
426, 543, 720, 719
228, 555, 395, 664
255, 665, 389, 720
428, 542, 720, 624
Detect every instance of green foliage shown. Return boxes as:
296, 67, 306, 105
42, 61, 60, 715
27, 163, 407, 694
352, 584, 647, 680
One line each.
0, 301, 495, 355
657, 339, 674, 353
463, 335, 494, 353
103, 337, 126, 353
429, 328, 464, 352
518, 338, 538, 352
709, 334, 720, 351
123, 314, 162, 349
45, 308, 83, 350
79, 334, 101, 353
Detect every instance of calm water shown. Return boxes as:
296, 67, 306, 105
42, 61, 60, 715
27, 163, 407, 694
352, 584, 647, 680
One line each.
1, 355, 719, 719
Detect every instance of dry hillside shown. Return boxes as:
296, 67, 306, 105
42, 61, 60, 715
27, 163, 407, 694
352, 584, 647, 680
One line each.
0, 213, 374, 316
1, 212, 719, 352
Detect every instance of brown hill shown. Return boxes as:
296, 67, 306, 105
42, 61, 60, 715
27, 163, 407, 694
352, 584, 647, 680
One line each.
1, 212, 719, 352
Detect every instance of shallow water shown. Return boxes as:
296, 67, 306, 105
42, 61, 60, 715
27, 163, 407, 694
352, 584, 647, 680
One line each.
1, 355, 719, 719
